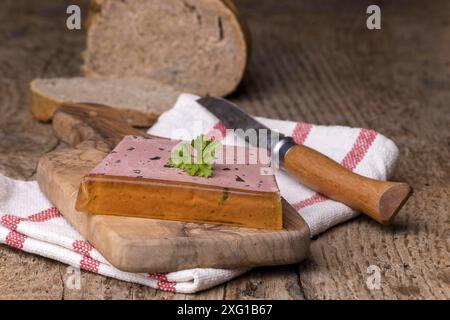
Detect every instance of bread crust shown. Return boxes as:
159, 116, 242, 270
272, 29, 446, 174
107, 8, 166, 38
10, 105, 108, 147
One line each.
31, 86, 62, 122
83, 0, 250, 96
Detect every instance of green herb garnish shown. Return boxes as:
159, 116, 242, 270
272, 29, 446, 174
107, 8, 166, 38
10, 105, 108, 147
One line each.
167, 134, 221, 178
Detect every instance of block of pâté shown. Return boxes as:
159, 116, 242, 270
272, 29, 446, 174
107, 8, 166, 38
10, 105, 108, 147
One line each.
75, 135, 283, 230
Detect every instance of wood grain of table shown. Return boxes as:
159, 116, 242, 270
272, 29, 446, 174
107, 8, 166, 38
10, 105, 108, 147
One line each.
0, 0, 448, 299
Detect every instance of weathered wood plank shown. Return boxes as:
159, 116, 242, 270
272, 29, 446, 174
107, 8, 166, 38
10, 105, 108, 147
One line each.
224, 265, 305, 300
0, 247, 64, 300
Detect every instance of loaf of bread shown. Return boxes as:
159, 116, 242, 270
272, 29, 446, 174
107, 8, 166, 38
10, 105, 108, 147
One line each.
83, 0, 249, 97
30, 77, 179, 127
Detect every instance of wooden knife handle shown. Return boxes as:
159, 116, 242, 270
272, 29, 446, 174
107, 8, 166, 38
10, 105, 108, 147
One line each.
283, 144, 412, 224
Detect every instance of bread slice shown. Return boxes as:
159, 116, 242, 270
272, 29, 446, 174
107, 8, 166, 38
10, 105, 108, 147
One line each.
83, 0, 249, 97
30, 77, 180, 127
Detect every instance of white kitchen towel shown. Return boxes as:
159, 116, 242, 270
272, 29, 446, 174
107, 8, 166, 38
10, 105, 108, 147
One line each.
0, 94, 399, 294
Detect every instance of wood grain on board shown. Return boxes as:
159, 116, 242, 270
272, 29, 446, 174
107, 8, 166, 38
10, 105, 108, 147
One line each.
0, 0, 448, 299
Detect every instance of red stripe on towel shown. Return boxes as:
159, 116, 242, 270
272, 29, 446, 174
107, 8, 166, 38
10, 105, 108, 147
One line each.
73, 240, 100, 273
293, 128, 377, 210
294, 194, 328, 210
5, 231, 27, 249
1, 207, 62, 250
292, 123, 313, 145
79, 256, 100, 273
148, 272, 177, 292
1, 215, 22, 230
341, 129, 378, 170
26, 207, 62, 222
1, 207, 62, 230
73, 240, 94, 256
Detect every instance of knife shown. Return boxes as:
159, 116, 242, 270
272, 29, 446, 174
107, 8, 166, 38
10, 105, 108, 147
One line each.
197, 96, 413, 224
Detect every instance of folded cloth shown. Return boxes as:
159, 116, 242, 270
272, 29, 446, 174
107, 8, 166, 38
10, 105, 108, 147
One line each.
0, 94, 399, 293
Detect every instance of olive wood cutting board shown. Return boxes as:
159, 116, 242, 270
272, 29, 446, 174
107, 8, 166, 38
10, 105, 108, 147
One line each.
36, 103, 310, 272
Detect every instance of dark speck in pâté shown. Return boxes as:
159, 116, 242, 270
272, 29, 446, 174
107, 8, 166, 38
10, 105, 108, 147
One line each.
235, 168, 239, 171
222, 168, 231, 171
115, 160, 121, 163
159, 148, 165, 151
235, 175, 245, 182
127, 147, 135, 151
163, 164, 171, 168
222, 188, 229, 202
150, 156, 161, 160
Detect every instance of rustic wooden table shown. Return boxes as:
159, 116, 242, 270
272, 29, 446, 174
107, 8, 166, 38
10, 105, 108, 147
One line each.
0, 0, 448, 299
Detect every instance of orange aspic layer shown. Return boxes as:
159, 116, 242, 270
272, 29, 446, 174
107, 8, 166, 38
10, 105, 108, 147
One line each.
76, 174, 282, 230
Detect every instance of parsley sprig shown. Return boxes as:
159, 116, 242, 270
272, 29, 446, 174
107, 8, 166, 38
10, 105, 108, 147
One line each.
167, 135, 221, 178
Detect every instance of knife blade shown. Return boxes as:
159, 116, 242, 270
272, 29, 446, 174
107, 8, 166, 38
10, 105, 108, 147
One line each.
197, 96, 284, 147
197, 96, 412, 225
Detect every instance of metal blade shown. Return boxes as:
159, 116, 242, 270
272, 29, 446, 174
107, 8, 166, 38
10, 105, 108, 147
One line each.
197, 97, 284, 150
